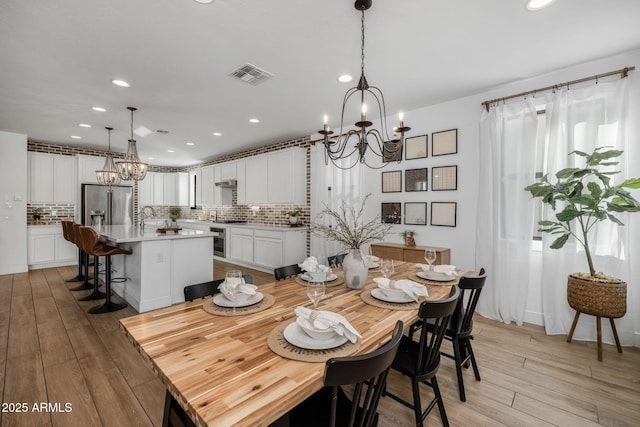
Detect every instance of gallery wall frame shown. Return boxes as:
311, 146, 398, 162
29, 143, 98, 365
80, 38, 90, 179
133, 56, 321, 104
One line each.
382, 140, 403, 163
432, 128, 458, 156
431, 202, 457, 227
381, 170, 402, 193
405, 134, 428, 160
404, 202, 427, 225
405, 168, 428, 192
432, 165, 458, 191
381, 202, 402, 224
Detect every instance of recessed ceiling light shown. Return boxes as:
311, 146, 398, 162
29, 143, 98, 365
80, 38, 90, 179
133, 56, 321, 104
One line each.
70, 135, 81, 139
186, 142, 195, 146
78, 123, 91, 128
249, 118, 260, 124
91, 106, 107, 112
526, 0, 555, 11
167, 150, 175, 153
194, 0, 214, 3
111, 79, 130, 87
338, 74, 353, 83
148, 157, 155, 160
212, 132, 222, 136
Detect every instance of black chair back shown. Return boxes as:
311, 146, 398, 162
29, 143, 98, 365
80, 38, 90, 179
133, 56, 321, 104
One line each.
450, 268, 486, 337
324, 320, 404, 427
184, 274, 253, 302
273, 264, 302, 280
327, 253, 347, 268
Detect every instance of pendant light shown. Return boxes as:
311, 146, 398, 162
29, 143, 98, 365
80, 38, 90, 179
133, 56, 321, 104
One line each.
116, 106, 148, 181
96, 127, 122, 187
319, 0, 410, 169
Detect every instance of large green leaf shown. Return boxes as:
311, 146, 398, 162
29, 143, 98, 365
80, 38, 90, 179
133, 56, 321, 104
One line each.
607, 213, 624, 226
620, 178, 640, 189
556, 206, 581, 222
556, 168, 579, 179
587, 182, 602, 199
550, 233, 570, 249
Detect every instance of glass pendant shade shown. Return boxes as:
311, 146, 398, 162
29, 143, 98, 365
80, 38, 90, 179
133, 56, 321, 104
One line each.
96, 127, 122, 186
116, 107, 148, 181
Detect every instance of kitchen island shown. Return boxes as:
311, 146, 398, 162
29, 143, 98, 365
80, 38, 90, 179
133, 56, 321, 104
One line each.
94, 225, 214, 313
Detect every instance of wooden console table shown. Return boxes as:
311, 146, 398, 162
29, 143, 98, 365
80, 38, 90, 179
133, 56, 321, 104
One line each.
370, 242, 450, 265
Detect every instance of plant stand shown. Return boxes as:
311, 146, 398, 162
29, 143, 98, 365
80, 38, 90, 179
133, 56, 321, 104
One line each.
566, 274, 626, 361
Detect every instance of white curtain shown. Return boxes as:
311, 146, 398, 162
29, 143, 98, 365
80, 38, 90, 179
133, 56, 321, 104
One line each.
310, 144, 364, 264
541, 79, 636, 345
476, 98, 539, 325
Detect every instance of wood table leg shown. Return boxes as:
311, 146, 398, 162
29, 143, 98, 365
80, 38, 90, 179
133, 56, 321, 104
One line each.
567, 311, 580, 343
609, 318, 623, 354
597, 316, 603, 362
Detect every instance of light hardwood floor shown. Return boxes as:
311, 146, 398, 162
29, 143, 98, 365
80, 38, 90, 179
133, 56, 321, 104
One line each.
1, 263, 639, 426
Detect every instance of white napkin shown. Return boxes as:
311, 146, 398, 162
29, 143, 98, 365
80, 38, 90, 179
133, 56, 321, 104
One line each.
217, 278, 257, 300
374, 277, 428, 302
368, 255, 380, 263
298, 256, 331, 274
415, 264, 456, 276
294, 307, 361, 343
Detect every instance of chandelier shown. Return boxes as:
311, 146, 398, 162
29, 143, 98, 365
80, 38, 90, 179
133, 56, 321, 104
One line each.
116, 106, 148, 181
319, 0, 410, 169
95, 126, 121, 186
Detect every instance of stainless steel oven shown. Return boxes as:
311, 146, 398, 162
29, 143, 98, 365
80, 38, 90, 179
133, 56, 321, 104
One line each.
210, 227, 226, 258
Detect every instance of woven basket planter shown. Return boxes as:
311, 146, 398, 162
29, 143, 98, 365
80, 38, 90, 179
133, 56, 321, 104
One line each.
403, 236, 416, 247
567, 274, 627, 318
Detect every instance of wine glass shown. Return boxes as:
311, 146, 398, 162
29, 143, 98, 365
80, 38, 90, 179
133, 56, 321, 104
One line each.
380, 259, 394, 280
225, 270, 243, 313
424, 249, 437, 272
307, 279, 326, 309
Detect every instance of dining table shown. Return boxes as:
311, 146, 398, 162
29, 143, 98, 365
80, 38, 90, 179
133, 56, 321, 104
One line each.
119, 260, 463, 427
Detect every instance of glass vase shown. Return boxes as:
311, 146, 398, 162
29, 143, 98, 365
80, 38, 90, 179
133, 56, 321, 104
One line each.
342, 249, 368, 289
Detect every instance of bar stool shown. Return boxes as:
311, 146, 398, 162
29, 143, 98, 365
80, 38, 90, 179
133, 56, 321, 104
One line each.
77, 226, 108, 301
61, 220, 84, 282
69, 222, 94, 291
79, 226, 131, 314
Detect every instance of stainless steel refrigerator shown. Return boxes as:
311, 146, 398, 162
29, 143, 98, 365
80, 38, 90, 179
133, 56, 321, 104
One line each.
81, 184, 133, 226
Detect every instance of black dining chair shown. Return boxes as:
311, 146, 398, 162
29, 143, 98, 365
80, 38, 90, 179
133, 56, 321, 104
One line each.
385, 287, 460, 427
286, 320, 404, 427
410, 268, 487, 402
327, 253, 347, 268
273, 264, 303, 281
183, 274, 253, 302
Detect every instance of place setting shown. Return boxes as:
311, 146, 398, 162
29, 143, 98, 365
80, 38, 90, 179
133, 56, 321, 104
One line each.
408, 249, 462, 285
203, 270, 275, 316
360, 258, 428, 310
294, 256, 345, 287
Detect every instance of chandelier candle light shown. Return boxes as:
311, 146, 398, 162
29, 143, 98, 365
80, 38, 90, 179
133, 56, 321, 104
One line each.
319, 0, 410, 169
116, 106, 148, 181
95, 127, 121, 187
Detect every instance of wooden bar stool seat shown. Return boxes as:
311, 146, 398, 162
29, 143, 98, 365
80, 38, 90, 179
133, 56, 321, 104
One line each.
78, 226, 110, 301
61, 220, 85, 282
69, 223, 94, 291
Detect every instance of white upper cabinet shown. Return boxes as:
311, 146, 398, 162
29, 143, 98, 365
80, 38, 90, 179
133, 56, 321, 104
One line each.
267, 148, 305, 204
77, 154, 132, 186
177, 172, 189, 206
200, 166, 215, 206
138, 173, 154, 206
244, 156, 269, 204
236, 161, 246, 205
138, 172, 190, 207
220, 162, 237, 180
153, 172, 164, 205
28, 152, 77, 203
163, 173, 177, 206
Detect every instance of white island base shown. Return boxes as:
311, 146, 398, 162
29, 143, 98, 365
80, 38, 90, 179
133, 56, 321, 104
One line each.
96, 226, 214, 313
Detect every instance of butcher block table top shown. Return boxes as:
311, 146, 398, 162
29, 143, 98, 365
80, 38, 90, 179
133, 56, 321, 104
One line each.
119, 261, 454, 427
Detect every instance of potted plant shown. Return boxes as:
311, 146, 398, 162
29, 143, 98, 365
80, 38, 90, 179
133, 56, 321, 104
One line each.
169, 207, 181, 226
284, 208, 301, 225
401, 230, 416, 246
33, 207, 43, 223
525, 147, 640, 356
312, 194, 391, 289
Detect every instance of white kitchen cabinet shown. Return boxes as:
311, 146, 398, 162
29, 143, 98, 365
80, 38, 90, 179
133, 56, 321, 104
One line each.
153, 172, 164, 205
177, 172, 189, 206
77, 154, 106, 185
138, 172, 154, 206
253, 230, 284, 269
193, 169, 202, 206
163, 173, 177, 205
220, 162, 237, 180
139, 172, 189, 207
236, 161, 246, 205
27, 225, 76, 269
229, 227, 254, 264
244, 156, 269, 204
201, 166, 215, 206
267, 148, 305, 204
28, 152, 77, 203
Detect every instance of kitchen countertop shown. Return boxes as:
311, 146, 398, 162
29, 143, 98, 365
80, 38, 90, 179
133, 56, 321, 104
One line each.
178, 219, 308, 232
92, 225, 216, 243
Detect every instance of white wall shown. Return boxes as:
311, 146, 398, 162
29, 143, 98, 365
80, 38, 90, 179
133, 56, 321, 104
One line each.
0, 131, 28, 274
362, 48, 640, 326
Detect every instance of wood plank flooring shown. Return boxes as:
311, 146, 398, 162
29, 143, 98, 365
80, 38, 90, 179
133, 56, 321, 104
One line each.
1, 262, 638, 426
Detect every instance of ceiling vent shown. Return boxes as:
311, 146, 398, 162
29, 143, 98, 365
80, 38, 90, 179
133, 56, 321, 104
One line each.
229, 63, 274, 86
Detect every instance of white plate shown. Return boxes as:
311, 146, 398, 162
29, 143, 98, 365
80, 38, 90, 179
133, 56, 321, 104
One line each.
371, 288, 415, 303
301, 273, 338, 282
417, 271, 455, 282
283, 322, 348, 350
213, 292, 264, 308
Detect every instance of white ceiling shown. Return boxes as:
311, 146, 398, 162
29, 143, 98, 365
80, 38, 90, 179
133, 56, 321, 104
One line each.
1, 0, 639, 167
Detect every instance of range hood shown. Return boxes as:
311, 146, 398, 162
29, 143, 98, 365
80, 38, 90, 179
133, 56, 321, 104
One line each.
215, 179, 237, 188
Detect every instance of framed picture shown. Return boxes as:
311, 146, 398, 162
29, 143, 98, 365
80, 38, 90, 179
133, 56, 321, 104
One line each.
405, 168, 428, 192
405, 134, 428, 160
381, 203, 401, 224
382, 140, 403, 163
432, 165, 458, 191
381, 170, 402, 193
404, 202, 427, 225
431, 202, 457, 227
432, 129, 458, 156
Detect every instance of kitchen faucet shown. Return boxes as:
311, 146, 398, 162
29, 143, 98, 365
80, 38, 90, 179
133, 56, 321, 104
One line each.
139, 206, 157, 230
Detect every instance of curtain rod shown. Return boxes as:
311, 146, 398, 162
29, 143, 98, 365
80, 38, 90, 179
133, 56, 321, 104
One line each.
481, 66, 635, 112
